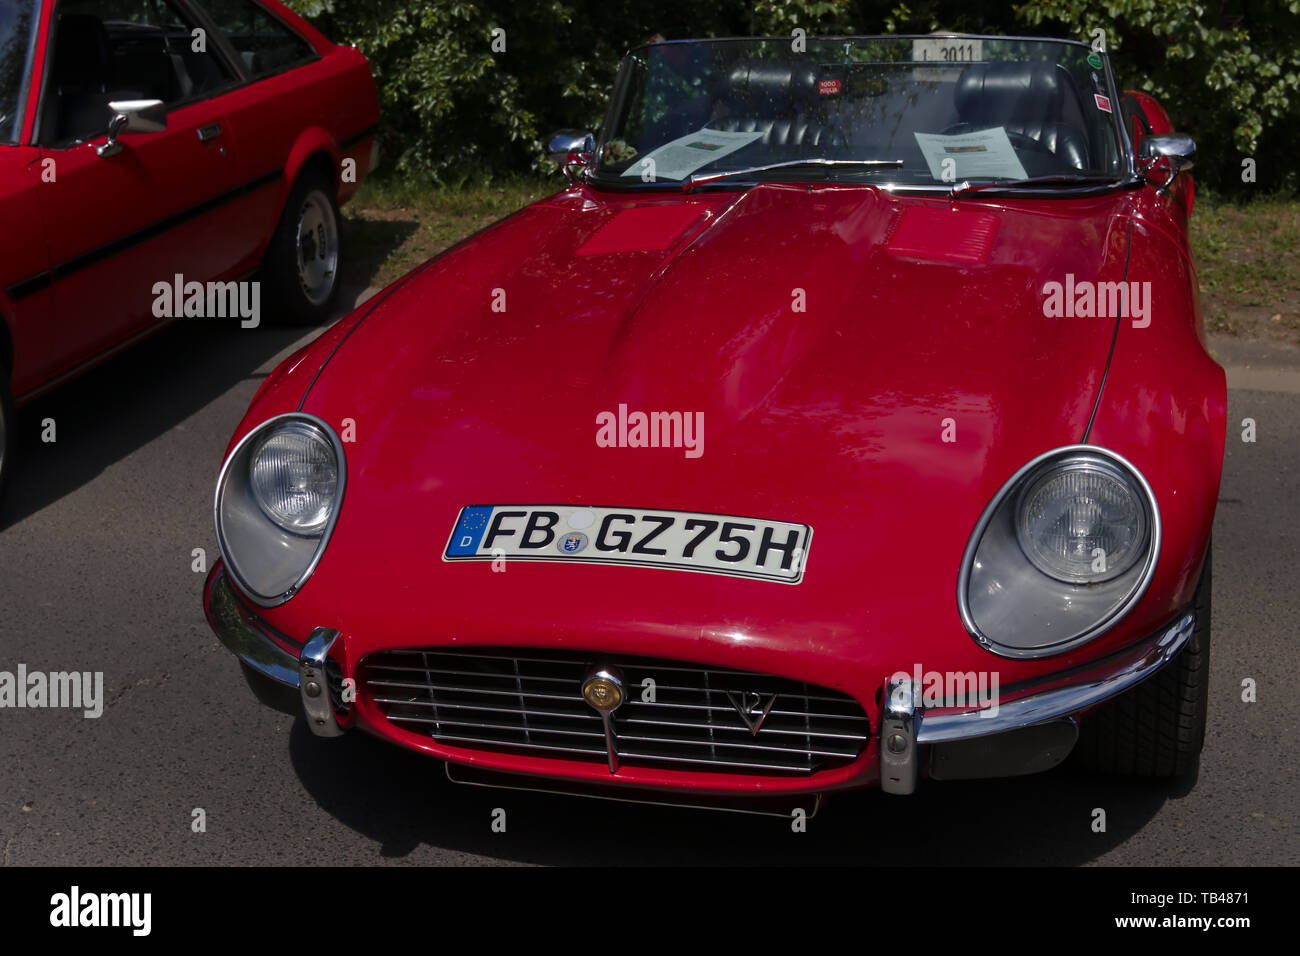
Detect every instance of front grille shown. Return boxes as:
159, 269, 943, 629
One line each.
362, 648, 870, 775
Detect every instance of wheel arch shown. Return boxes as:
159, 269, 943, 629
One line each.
282, 128, 341, 208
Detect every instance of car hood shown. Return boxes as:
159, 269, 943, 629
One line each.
293, 183, 1137, 684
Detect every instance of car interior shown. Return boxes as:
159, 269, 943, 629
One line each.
626, 53, 1116, 180
38, 5, 230, 146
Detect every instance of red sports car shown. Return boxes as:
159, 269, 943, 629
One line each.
0, 0, 378, 499
204, 35, 1223, 815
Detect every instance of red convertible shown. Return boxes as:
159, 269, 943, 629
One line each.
0, 0, 377, 500
205, 36, 1223, 813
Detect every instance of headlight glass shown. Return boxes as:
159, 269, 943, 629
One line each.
958, 446, 1158, 659
249, 422, 338, 534
1015, 461, 1146, 583
214, 414, 345, 606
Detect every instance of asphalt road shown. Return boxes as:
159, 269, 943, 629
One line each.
1, 309, 1296, 866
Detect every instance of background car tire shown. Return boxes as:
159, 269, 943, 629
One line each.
1074, 546, 1212, 778
263, 169, 343, 324
0, 361, 14, 510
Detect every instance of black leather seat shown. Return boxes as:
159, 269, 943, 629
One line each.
944, 62, 1090, 169
709, 61, 844, 148
41, 14, 145, 144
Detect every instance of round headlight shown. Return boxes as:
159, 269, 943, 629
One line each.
249, 421, 338, 534
1015, 460, 1147, 583
958, 445, 1160, 659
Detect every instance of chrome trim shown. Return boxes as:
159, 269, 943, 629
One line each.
300, 628, 345, 737
582, 665, 625, 772
918, 612, 1194, 744
628, 33, 1099, 53
212, 412, 347, 608
956, 444, 1162, 659
1140, 133, 1197, 194
205, 569, 300, 689
879, 677, 919, 795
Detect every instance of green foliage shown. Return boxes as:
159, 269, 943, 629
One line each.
284, 0, 1299, 193
1011, 0, 1300, 193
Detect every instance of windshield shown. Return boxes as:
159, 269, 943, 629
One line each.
0, 0, 38, 144
593, 36, 1127, 190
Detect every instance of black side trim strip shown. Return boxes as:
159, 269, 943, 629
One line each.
340, 123, 378, 150
5, 167, 283, 302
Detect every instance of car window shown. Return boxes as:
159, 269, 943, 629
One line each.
38, 0, 234, 146
0, 0, 39, 144
593, 37, 1128, 189
200, 0, 315, 79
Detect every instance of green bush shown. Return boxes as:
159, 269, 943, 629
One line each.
285, 0, 1299, 194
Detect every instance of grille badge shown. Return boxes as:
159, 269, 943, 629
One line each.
726, 691, 778, 736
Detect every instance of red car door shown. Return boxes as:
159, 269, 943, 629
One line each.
26, 0, 251, 383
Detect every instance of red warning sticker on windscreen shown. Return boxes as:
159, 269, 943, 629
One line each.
1094, 93, 1112, 112
819, 79, 841, 95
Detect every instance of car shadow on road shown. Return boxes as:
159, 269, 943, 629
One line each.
340, 215, 419, 291
289, 721, 1191, 865
0, 319, 318, 530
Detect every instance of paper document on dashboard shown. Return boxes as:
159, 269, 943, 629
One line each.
623, 128, 764, 180
914, 127, 1028, 182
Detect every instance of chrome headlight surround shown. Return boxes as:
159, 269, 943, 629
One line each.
214, 413, 346, 607
957, 445, 1160, 659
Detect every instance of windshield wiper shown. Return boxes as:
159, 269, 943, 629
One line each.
683, 158, 903, 192
949, 174, 1127, 198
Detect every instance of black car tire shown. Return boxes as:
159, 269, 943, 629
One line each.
0, 360, 14, 510
1074, 545, 1212, 778
262, 169, 343, 325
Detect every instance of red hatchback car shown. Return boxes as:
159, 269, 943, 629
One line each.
0, 0, 377, 498
205, 35, 1223, 815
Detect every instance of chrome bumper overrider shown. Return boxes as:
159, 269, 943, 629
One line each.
880, 612, 1197, 794
205, 568, 344, 736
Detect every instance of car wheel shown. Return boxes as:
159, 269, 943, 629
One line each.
0, 361, 14, 509
264, 170, 343, 324
1074, 545, 1212, 778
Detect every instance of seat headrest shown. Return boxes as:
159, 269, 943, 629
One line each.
953, 62, 1065, 120
52, 14, 111, 89
722, 61, 819, 110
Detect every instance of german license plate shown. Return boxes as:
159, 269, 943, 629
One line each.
443, 505, 812, 584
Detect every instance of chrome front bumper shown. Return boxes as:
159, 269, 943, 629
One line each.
206, 564, 1195, 793
204, 567, 345, 736
880, 612, 1197, 794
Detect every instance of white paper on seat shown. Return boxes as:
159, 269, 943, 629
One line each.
913, 127, 1029, 182
621, 127, 765, 180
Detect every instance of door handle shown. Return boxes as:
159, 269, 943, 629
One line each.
197, 122, 223, 142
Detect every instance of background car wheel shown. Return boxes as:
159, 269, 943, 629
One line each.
0, 361, 14, 510
263, 169, 343, 324
1074, 546, 1212, 778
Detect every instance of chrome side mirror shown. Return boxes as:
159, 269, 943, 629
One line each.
547, 129, 595, 183
1139, 133, 1196, 192
97, 99, 167, 157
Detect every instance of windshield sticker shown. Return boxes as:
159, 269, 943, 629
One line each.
1087, 52, 1104, 69
819, 78, 841, 95
914, 127, 1028, 182
621, 127, 764, 180
1094, 93, 1113, 113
